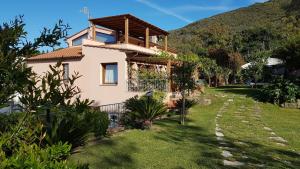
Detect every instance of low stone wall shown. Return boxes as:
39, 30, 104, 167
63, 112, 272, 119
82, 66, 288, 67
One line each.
281, 99, 300, 109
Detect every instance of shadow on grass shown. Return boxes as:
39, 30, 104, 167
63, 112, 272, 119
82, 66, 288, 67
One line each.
75, 138, 139, 168
215, 86, 261, 101
154, 117, 225, 168
153, 117, 300, 169
71, 114, 299, 168
222, 138, 300, 168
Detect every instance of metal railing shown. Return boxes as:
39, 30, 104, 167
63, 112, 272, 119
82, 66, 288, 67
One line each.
99, 102, 125, 128
127, 79, 168, 92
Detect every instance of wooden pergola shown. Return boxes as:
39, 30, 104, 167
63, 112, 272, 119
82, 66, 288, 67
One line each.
126, 54, 181, 92
89, 14, 169, 51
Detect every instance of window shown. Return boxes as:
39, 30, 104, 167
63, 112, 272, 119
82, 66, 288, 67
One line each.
72, 33, 88, 46
96, 32, 116, 44
63, 63, 69, 81
102, 63, 118, 84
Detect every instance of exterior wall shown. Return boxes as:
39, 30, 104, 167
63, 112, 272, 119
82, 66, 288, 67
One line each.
27, 46, 141, 106
79, 46, 140, 106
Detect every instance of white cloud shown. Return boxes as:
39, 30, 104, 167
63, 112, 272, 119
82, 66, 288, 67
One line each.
136, 0, 193, 23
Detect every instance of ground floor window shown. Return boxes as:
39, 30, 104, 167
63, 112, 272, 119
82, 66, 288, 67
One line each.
102, 63, 118, 84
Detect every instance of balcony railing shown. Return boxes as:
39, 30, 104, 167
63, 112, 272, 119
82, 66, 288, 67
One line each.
118, 35, 176, 53
127, 79, 168, 92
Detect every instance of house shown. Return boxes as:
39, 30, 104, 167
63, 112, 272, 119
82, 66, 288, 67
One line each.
27, 14, 177, 108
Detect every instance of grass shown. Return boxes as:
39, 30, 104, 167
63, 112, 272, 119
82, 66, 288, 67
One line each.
69, 87, 300, 169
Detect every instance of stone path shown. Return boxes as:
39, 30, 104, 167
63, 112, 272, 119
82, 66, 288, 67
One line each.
215, 97, 294, 167
253, 103, 289, 147
215, 98, 246, 167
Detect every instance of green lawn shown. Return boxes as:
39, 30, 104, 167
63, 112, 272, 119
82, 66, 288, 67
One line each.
69, 87, 300, 169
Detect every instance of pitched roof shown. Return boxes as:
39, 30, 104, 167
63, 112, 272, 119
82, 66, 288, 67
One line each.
27, 47, 83, 61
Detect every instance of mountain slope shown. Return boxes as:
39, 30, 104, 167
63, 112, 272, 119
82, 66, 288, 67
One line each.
169, 0, 298, 53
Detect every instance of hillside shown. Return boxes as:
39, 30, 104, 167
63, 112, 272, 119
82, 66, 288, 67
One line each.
169, 0, 299, 53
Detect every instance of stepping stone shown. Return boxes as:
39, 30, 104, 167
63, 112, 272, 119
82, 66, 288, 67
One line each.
216, 136, 224, 141
234, 141, 248, 146
263, 127, 272, 131
276, 142, 286, 146
228, 99, 234, 102
269, 136, 288, 143
222, 150, 233, 158
270, 132, 276, 136
242, 120, 249, 123
216, 124, 219, 127
216, 131, 224, 137
242, 155, 248, 159
217, 114, 222, 117
215, 127, 222, 132
223, 160, 245, 166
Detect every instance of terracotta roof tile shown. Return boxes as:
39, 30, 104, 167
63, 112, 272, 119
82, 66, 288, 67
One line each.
27, 47, 83, 61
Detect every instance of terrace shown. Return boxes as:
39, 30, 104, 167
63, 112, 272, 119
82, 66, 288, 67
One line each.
89, 14, 176, 54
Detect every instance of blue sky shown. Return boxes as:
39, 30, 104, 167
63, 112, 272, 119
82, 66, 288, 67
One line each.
0, 0, 267, 44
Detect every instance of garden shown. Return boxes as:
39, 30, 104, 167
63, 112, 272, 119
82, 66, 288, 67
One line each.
1, 11, 300, 168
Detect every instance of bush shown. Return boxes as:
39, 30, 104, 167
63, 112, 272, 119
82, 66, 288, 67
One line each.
85, 109, 109, 137
44, 107, 109, 148
0, 112, 23, 133
140, 90, 166, 102
0, 141, 89, 169
260, 77, 300, 104
122, 95, 167, 129
175, 99, 197, 113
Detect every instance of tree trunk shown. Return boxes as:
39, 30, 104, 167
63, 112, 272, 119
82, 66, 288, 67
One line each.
181, 90, 186, 125
208, 77, 211, 87
225, 77, 229, 85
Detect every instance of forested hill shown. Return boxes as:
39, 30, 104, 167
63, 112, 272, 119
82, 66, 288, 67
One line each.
169, 0, 300, 54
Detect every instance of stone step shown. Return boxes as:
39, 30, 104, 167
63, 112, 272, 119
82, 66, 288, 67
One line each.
223, 160, 245, 166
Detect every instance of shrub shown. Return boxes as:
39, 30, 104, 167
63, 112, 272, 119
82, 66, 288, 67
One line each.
85, 110, 109, 137
0, 140, 89, 169
260, 77, 300, 104
175, 99, 197, 113
0, 112, 23, 133
140, 90, 166, 102
44, 108, 90, 148
122, 95, 167, 129
44, 107, 109, 148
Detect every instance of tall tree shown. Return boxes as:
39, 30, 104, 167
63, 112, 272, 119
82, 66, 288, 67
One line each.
0, 16, 70, 105
273, 34, 300, 75
198, 57, 217, 87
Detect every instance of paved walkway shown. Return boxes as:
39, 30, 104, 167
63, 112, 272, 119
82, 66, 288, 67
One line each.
214, 95, 293, 168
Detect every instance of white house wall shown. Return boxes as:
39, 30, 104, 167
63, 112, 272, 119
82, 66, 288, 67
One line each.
27, 46, 141, 106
